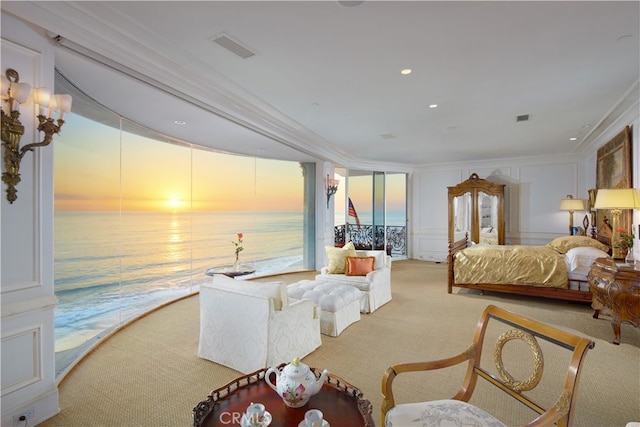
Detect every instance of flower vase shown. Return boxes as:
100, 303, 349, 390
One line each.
233, 256, 241, 271
625, 249, 635, 266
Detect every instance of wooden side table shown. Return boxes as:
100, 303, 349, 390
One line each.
587, 258, 640, 345
193, 365, 374, 426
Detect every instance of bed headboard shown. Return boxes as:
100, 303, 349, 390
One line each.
593, 217, 613, 254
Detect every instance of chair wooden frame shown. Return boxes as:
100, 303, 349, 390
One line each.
381, 305, 595, 427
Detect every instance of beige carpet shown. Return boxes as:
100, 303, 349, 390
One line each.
41, 260, 639, 426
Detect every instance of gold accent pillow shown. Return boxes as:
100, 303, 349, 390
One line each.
345, 256, 375, 276
325, 242, 356, 274
546, 236, 609, 254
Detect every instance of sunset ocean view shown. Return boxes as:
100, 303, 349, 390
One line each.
54, 210, 305, 354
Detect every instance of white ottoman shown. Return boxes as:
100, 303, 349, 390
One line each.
288, 280, 361, 337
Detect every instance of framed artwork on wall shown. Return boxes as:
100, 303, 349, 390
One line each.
596, 125, 632, 236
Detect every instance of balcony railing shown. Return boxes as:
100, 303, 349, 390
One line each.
334, 224, 406, 257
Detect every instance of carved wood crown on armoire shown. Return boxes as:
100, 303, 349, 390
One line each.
448, 173, 505, 245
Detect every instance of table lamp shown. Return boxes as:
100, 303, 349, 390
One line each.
593, 188, 640, 259
560, 195, 587, 235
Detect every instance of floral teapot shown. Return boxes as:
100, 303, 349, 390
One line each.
265, 358, 329, 408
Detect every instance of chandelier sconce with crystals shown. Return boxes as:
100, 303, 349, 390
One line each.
325, 174, 339, 209
1, 68, 72, 204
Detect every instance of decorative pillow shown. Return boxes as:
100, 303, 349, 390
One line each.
565, 247, 610, 271
360, 250, 385, 270
546, 236, 609, 254
345, 256, 375, 276
325, 241, 356, 274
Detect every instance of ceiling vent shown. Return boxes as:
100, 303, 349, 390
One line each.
516, 114, 530, 122
379, 133, 396, 140
210, 34, 256, 59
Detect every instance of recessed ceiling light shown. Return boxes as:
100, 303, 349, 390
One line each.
337, 1, 365, 7
174, 120, 186, 125
400, 69, 412, 75
570, 137, 577, 141
429, 104, 438, 109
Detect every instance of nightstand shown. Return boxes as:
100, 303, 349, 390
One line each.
587, 258, 640, 344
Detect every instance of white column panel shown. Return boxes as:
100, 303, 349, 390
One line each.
1, 12, 59, 426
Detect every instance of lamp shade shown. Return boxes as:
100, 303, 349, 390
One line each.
560, 197, 586, 211
593, 188, 640, 209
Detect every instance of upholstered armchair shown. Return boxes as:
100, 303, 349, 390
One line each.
381, 305, 595, 427
198, 274, 322, 374
316, 243, 392, 313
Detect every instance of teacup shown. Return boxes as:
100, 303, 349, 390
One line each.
245, 402, 266, 426
304, 409, 324, 427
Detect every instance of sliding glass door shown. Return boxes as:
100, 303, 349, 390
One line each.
334, 169, 407, 258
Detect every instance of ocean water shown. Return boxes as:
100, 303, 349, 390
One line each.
54, 211, 304, 352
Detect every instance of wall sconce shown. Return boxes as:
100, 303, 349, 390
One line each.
325, 174, 339, 208
559, 195, 586, 235
1, 68, 72, 204
594, 188, 640, 259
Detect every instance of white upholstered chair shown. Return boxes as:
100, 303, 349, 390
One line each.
316, 247, 392, 313
198, 274, 322, 374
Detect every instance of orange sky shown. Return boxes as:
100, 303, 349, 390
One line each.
54, 113, 304, 212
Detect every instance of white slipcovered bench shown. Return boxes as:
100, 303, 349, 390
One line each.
287, 280, 361, 337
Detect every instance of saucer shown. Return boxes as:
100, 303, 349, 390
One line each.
241, 411, 272, 427
298, 420, 330, 427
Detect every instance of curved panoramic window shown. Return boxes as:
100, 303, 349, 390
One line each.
53, 73, 314, 376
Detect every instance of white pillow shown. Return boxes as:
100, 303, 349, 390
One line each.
565, 246, 610, 272
359, 250, 386, 270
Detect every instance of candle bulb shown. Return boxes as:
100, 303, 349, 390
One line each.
0, 75, 9, 98
33, 87, 51, 117
55, 94, 72, 120
48, 96, 58, 119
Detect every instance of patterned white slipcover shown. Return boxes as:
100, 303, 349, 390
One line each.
198, 274, 322, 374
386, 399, 507, 427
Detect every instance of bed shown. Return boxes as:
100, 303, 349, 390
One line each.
447, 234, 612, 302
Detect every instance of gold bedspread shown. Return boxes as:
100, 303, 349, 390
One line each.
454, 244, 568, 288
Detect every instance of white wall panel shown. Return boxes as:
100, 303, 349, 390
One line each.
1, 12, 59, 426
0, 40, 42, 291
411, 160, 584, 259
519, 163, 581, 234
1, 326, 41, 395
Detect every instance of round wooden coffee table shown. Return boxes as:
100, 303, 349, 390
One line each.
193, 365, 374, 426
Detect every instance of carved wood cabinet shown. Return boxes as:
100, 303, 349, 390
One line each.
588, 258, 640, 345
448, 173, 505, 245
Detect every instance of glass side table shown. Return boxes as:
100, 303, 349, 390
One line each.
205, 264, 255, 278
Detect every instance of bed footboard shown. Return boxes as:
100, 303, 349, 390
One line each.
447, 234, 469, 293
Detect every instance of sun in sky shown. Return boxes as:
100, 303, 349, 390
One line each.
166, 197, 185, 211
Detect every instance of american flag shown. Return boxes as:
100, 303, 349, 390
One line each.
348, 198, 361, 229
